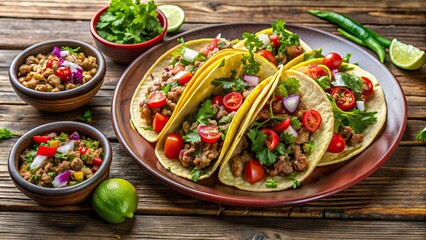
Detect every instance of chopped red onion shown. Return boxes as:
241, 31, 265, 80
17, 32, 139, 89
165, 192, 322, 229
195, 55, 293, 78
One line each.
70, 131, 80, 140
282, 94, 300, 114
356, 101, 365, 111
51, 46, 61, 58
283, 125, 298, 138
257, 33, 270, 48
243, 74, 259, 86
52, 170, 70, 188
56, 140, 75, 154
30, 155, 47, 169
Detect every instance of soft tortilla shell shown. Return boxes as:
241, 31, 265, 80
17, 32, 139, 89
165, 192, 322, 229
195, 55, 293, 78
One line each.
219, 70, 334, 191
155, 53, 278, 180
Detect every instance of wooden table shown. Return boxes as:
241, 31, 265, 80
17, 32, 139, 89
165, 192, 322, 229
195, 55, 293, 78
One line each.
1, 0, 425, 238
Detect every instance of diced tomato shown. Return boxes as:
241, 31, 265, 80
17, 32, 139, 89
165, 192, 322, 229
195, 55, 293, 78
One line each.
257, 49, 277, 65
327, 133, 346, 153
244, 160, 265, 184
32, 135, 51, 143
198, 125, 222, 143
36, 145, 57, 158
164, 133, 184, 159
361, 76, 374, 100
260, 128, 279, 150
272, 119, 291, 132
92, 165, 99, 173
287, 45, 303, 59
331, 87, 356, 111
56, 66, 71, 80
322, 52, 343, 70
152, 113, 170, 132
212, 95, 223, 105
269, 34, 280, 49
93, 156, 103, 166
223, 92, 243, 112
309, 64, 327, 79
46, 58, 59, 69
208, 38, 220, 51
78, 146, 88, 155
302, 109, 322, 132
148, 92, 167, 108
176, 71, 193, 85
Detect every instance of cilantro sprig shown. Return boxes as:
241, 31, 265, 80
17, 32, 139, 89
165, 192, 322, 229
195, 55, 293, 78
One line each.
212, 70, 248, 92
241, 32, 263, 75
274, 77, 300, 97
79, 110, 93, 123
272, 19, 300, 55
415, 127, 426, 142
96, 0, 164, 44
0, 128, 15, 140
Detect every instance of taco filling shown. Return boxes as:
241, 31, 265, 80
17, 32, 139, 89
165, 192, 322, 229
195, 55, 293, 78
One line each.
139, 37, 233, 131
227, 77, 322, 187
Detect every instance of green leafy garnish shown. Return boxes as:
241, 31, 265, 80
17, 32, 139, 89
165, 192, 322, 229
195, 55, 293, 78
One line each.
265, 178, 278, 188
79, 110, 93, 123
290, 117, 301, 130
58, 132, 68, 142
247, 128, 268, 153
415, 127, 426, 142
61, 46, 80, 55
218, 58, 226, 68
190, 167, 205, 182
272, 19, 300, 55
274, 77, 300, 97
287, 172, 300, 189
303, 141, 314, 154
96, 0, 163, 44
218, 115, 232, 124
0, 128, 14, 140
183, 130, 201, 144
333, 72, 363, 93
163, 82, 179, 94
343, 53, 353, 63
141, 126, 154, 131
196, 99, 217, 125
212, 70, 248, 93
241, 32, 263, 75
316, 76, 331, 90
83, 138, 99, 149
303, 48, 324, 61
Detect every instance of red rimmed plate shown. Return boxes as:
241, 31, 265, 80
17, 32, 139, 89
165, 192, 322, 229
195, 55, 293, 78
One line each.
111, 23, 406, 207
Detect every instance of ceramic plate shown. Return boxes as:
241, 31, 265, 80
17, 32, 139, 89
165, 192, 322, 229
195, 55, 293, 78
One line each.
111, 23, 406, 207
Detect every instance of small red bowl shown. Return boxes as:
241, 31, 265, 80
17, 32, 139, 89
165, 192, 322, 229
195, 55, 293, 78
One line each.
90, 6, 168, 64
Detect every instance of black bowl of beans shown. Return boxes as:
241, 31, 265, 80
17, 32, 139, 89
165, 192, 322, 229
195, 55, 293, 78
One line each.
9, 39, 106, 112
8, 121, 112, 206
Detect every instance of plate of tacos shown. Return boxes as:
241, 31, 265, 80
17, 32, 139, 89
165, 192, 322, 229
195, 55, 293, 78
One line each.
111, 22, 406, 207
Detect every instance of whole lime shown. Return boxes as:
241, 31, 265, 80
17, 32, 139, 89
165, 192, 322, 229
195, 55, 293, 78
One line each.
91, 178, 138, 224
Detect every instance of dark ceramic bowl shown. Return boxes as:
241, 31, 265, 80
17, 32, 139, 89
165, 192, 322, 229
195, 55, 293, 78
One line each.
8, 121, 112, 206
9, 39, 106, 112
90, 6, 168, 64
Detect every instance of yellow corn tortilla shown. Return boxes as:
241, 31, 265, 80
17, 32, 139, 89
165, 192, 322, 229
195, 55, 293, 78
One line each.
218, 70, 334, 191
130, 39, 243, 143
155, 52, 278, 181
290, 59, 387, 166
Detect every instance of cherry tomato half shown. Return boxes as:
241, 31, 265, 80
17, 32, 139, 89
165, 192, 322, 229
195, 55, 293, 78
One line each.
331, 87, 356, 111
244, 160, 265, 184
272, 119, 291, 132
361, 76, 374, 100
93, 156, 103, 166
46, 58, 59, 69
308, 64, 327, 79
322, 52, 343, 70
208, 38, 220, 51
147, 92, 167, 108
302, 109, 322, 132
164, 133, 184, 159
177, 72, 193, 85
260, 128, 279, 150
78, 146, 88, 155
223, 92, 243, 112
32, 135, 51, 143
56, 66, 71, 80
152, 113, 170, 132
198, 125, 222, 143
36, 145, 57, 158
257, 49, 277, 65
327, 133, 346, 153
269, 34, 280, 49
212, 95, 223, 105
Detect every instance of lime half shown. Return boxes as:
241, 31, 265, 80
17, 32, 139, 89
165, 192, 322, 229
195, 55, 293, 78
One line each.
390, 39, 426, 70
158, 5, 185, 33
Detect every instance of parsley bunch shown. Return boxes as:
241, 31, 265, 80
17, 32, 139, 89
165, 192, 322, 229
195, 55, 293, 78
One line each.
241, 32, 263, 75
96, 0, 164, 44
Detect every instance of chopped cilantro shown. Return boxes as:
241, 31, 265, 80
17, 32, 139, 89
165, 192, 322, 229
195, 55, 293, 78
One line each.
303, 141, 314, 154
290, 117, 301, 130
303, 48, 324, 61
274, 77, 300, 97
59, 132, 68, 142
217, 40, 226, 49
183, 130, 201, 144
79, 110, 93, 123
415, 127, 426, 142
0, 128, 14, 140
61, 46, 80, 55
218, 115, 232, 124
287, 172, 300, 188
241, 32, 263, 75
25, 150, 37, 163
54, 152, 68, 160
247, 129, 267, 153
281, 132, 296, 145
141, 126, 154, 131
333, 72, 363, 94
163, 82, 179, 94
83, 138, 99, 149
212, 69, 248, 92
275, 142, 290, 156
272, 19, 300, 56
316, 76, 331, 90
257, 148, 277, 166
265, 178, 278, 188
190, 167, 205, 182
196, 99, 218, 125
343, 53, 353, 63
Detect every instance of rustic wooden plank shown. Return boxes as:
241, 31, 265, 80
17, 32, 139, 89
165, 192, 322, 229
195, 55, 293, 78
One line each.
1, 134, 424, 220
0, 212, 424, 239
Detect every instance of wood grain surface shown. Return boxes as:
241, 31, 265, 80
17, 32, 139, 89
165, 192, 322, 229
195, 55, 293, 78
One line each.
0, 0, 425, 238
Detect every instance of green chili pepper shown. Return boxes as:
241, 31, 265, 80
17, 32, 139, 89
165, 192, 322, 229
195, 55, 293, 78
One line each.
308, 10, 386, 63
364, 28, 391, 48
337, 28, 366, 46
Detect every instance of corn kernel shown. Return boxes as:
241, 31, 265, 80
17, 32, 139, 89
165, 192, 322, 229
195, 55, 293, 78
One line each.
73, 171, 84, 181
49, 140, 59, 148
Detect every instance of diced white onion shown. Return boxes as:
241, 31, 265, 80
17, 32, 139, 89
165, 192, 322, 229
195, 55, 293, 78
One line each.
60, 50, 70, 58
182, 48, 198, 62
257, 33, 270, 48
30, 155, 47, 169
61, 61, 82, 73
333, 73, 347, 87
356, 101, 365, 111
56, 140, 75, 155
283, 125, 299, 138
243, 74, 259, 86
173, 70, 188, 80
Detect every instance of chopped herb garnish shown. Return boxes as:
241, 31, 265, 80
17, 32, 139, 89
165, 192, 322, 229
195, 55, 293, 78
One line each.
343, 53, 353, 63
190, 167, 205, 182
183, 130, 201, 144
61, 46, 80, 55
163, 82, 179, 94
316, 76, 331, 90
212, 70, 248, 92
303, 141, 314, 154
218, 58, 226, 68
415, 127, 426, 142
265, 178, 278, 188
0, 128, 14, 140
196, 99, 218, 125
218, 115, 232, 124
287, 172, 300, 188
79, 110, 93, 123
333, 72, 363, 93
59, 132, 68, 142
141, 126, 154, 131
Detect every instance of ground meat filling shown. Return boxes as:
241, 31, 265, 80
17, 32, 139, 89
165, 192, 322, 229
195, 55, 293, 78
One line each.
179, 142, 223, 170
339, 126, 364, 147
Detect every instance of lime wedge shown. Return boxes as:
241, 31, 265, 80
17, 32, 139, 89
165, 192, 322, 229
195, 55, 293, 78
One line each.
390, 39, 426, 70
158, 5, 185, 33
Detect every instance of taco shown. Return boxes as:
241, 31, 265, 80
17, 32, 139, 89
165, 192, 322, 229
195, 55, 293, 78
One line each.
234, 19, 312, 68
130, 36, 239, 142
289, 51, 387, 166
155, 51, 278, 181
218, 70, 334, 191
